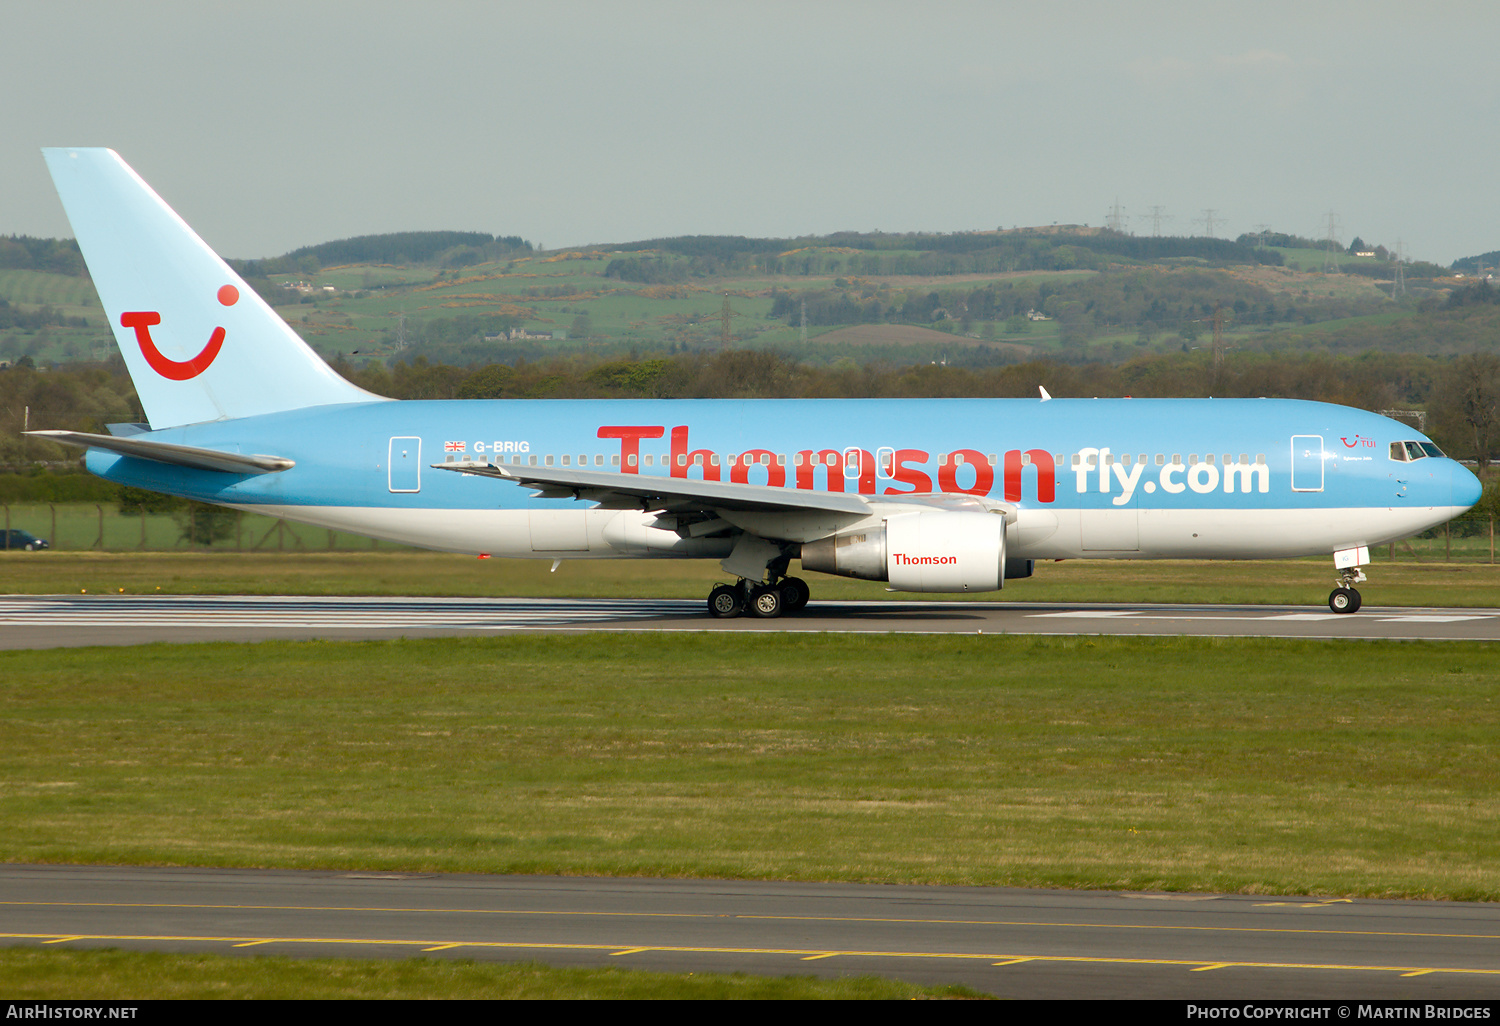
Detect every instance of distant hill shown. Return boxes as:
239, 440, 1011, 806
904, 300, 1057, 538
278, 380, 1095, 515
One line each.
283, 231, 530, 268
1451, 249, 1500, 275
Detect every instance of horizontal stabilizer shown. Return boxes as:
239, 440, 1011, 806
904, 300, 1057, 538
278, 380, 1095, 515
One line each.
29, 430, 294, 475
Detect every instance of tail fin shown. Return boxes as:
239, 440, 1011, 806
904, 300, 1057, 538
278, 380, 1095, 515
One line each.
43, 148, 383, 429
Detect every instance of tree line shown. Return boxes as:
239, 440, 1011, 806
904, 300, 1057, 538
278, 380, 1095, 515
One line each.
2, 337, 1495, 472
0, 236, 86, 277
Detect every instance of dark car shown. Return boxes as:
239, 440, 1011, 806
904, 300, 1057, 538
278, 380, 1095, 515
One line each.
0, 530, 48, 551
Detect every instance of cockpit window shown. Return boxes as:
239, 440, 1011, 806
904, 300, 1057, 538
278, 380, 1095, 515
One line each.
1391, 440, 1446, 462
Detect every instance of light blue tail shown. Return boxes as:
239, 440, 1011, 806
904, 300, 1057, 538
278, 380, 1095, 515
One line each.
44, 148, 383, 429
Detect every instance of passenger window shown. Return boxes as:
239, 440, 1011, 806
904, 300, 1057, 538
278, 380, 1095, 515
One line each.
1155, 454, 1165, 466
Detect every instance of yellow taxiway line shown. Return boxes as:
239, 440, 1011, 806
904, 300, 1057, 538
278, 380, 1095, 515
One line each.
2, 932, 1498, 979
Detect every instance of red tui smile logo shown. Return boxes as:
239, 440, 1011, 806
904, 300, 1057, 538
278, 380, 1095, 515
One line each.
120, 285, 238, 380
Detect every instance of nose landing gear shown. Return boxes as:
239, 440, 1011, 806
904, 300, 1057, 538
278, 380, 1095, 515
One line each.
1328, 551, 1367, 614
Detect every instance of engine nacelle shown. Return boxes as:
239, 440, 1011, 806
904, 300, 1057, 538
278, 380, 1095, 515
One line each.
800, 510, 1008, 593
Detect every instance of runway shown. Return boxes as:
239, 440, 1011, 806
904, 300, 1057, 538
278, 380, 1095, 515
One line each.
0, 594, 1497, 648
3, 865, 1499, 999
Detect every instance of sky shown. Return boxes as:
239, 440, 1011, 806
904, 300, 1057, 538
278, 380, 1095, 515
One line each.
3, 1, 1497, 265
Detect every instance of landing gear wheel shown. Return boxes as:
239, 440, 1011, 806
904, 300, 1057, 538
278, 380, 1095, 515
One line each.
708, 584, 744, 619
778, 576, 810, 613
748, 584, 783, 619
1329, 587, 1362, 614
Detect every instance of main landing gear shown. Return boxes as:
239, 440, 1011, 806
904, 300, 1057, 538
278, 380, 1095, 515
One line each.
707, 576, 811, 619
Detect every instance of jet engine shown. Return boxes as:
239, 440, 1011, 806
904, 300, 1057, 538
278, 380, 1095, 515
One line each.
800, 510, 1016, 593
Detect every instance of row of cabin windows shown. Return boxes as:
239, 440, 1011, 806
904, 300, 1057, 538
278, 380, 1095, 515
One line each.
447, 451, 1271, 471
1071, 453, 1267, 468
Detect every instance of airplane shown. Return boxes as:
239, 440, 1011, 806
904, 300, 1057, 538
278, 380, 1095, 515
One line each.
31, 148, 1484, 617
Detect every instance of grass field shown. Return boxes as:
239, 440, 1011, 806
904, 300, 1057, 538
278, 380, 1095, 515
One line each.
1, 633, 1497, 900
0, 948, 981, 1000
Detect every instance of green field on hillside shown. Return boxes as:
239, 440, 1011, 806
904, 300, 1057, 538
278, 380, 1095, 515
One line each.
0, 268, 99, 313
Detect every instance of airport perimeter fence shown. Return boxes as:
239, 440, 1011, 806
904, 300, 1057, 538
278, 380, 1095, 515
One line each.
0, 502, 403, 553
1, 501, 1495, 563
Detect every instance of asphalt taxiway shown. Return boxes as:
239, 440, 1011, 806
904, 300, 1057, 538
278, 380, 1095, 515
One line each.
0, 594, 1496, 648
3, 865, 1499, 999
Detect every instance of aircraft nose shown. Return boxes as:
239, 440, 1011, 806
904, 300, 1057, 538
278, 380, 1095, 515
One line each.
1451, 461, 1483, 510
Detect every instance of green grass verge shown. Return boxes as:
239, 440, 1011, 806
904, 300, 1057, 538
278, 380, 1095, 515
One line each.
3, 550, 1498, 607
0, 949, 980, 999
1, 634, 1497, 899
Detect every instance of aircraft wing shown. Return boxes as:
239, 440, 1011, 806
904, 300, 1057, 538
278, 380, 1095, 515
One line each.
434, 460, 872, 515
28, 430, 295, 475
433, 460, 1016, 546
